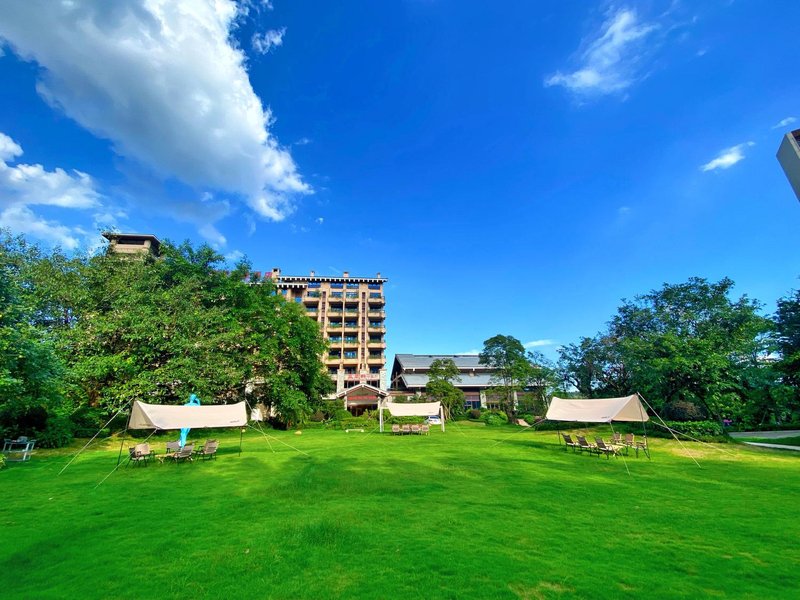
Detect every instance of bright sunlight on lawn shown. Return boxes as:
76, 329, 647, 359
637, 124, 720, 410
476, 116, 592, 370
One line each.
1, 424, 798, 599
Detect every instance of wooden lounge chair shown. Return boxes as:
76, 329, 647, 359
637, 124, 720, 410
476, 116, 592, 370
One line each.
391, 424, 401, 435
635, 440, 650, 459
576, 435, 598, 455
420, 424, 430, 435
167, 443, 194, 464
401, 424, 411, 435
195, 440, 218, 461
624, 433, 635, 447
611, 432, 622, 445
165, 440, 181, 454
562, 434, 580, 452
128, 443, 154, 467
410, 424, 421, 435
595, 437, 619, 458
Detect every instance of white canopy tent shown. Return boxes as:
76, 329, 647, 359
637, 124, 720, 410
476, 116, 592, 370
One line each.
546, 395, 650, 423
379, 401, 445, 432
128, 401, 248, 430
545, 394, 650, 459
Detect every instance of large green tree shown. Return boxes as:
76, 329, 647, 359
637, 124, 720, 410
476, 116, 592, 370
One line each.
424, 358, 464, 420
559, 277, 775, 422
0, 234, 67, 440
479, 334, 539, 422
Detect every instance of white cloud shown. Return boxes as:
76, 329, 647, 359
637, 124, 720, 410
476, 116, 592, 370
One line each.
316, 217, 324, 225
700, 142, 755, 172
772, 117, 797, 129
524, 339, 555, 349
224, 249, 244, 264
544, 8, 659, 96
252, 27, 286, 54
457, 349, 481, 356
0, 0, 309, 223
0, 132, 103, 249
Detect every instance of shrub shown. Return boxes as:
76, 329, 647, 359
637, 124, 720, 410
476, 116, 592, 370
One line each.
663, 400, 706, 421
482, 411, 508, 426
333, 409, 353, 421
309, 411, 325, 422
468, 409, 482, 420
0, 454, 5, 470
36, 415, 74, 448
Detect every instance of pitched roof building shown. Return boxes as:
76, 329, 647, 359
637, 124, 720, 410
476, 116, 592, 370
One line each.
389, 354, 497, 409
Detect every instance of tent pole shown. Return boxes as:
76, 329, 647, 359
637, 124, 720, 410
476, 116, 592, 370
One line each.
441, 406, 445, 433
239, 427, 243, 456
379, 405, 383, 433
638, 392, 701, 467
116, 429, 127, 467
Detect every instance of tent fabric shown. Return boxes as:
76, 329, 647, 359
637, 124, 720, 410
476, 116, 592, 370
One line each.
383, 401, 442, 417
129, 401, 248, 430
546, 395, 649, 423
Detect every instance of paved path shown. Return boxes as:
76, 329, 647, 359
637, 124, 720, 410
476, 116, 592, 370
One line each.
728, 430, 800, 439
739, 441, 800, 452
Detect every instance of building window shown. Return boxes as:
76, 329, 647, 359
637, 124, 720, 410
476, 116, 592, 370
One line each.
308, 282, 321, 288
369, 321, 382, 328
464, 400, 481, 410
331, 292, 343, 298
344, 351, 357, 358
368, 283, 380, 290
370, 367, 380, 374
347, 283, 359, 289
331, 283, 343, 289
369, 292, 381, 298
344, 367, 356, 374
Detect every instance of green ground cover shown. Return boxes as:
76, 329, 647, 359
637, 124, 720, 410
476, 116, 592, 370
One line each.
1, 424, 798, 599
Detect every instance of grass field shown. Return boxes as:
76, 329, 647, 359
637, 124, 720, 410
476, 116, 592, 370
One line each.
1, 423, 799, 599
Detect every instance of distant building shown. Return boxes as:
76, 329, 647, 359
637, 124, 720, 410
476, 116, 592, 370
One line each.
266, 268, 387, 395
102, 232, 161, 256
389, 354, 498, 410
777, 129, 800, 201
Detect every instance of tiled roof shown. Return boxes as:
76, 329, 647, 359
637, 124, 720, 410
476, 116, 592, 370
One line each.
398, 373, 495, 389
394, 354, 490, 370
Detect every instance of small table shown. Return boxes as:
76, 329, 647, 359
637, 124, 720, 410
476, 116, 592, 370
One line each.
3, 438, 36, 462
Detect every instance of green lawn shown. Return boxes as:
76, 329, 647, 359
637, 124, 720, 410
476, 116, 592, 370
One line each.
1, 423, 798, 599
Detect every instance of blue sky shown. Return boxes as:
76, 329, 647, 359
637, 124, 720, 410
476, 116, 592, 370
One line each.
1, 0, 799, 364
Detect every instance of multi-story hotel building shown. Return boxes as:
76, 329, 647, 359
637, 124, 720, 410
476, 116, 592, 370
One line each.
265, 268, 388, 394
777, 128, 800, 202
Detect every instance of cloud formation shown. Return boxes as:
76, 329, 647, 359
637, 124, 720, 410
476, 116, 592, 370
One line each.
252, 27, 286, 54
524, 339, 555, 349
700, 142, 755, 172
544, 8, 658, 96
0, 132, 103, 249
772, 116, 797, 129
0, 0, 309, 223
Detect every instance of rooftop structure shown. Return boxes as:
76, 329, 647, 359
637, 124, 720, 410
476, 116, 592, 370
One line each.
777, 129, 800, 201
390, 354, 497, 409
266, 268, 387, 395
102, 232, 161, 256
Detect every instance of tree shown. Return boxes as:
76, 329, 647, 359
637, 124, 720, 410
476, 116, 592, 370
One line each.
561, 277, 774, 422
0, 234, 67, 440
774, 287, 800, 421
425, 358, 464, 420
479, 335, 537, 422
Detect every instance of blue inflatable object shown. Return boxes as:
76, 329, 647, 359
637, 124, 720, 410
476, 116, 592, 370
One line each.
180, 393, 201, 447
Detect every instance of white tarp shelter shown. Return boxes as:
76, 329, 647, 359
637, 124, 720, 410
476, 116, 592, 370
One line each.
546, 395, 649, 423
128, 400, 248, 430
379, 401, 445, 432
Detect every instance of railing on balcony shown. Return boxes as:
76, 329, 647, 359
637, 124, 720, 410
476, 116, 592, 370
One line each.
328, 322, 343, 328
306, 291, 321, 298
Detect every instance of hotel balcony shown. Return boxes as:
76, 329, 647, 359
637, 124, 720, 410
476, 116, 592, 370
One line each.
367, 340, 386, 348
367, 326, 386, 333
367, 354, 385, 363
367, 310, 385, 318
367, 295, 385, 306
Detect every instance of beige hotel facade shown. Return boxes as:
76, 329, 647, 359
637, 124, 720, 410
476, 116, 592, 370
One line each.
265, 268, 388, 394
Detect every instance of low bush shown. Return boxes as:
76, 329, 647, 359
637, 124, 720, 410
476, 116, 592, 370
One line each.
482, 411, 508, 426
299, 421, 326, 430
333, 409, 354, 421
308, 411, 325, 423
0, 454, 6, 470
36, 415, 74, 448
467, 409, 482, 420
